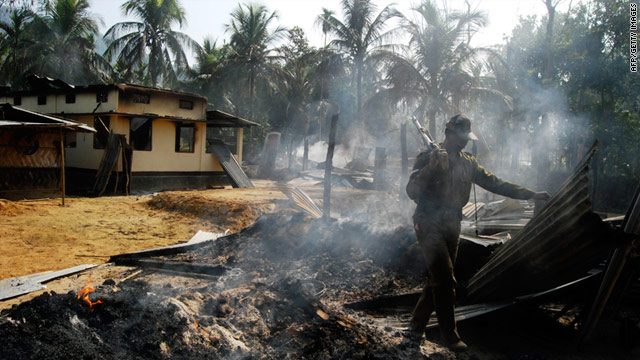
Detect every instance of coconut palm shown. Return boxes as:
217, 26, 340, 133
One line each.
0, 7, 34, 85
188, 37, 234, 110
385, 0, 495, 137
224, 3, 286, 121
321, 0, 399, 128
314, 7, 335, 47
28, 0, 111, 84
103, 0, 200, 88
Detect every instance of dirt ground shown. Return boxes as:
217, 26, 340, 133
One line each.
0, 180, 375, 310
0, 182, 295, 302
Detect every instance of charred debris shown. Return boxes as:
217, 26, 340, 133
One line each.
1, 141, 640, 359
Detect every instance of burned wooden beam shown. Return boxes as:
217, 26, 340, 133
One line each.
113, 259, 228, 277
465, 142, 618, 302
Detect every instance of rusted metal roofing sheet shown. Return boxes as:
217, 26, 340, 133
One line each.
465, 142, 618, 302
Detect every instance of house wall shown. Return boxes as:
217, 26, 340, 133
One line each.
0, 129, 60, 193
131, 119, 221, 172
64, 114, 127, 171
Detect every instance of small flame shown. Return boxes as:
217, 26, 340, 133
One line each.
77, 276, 103, 311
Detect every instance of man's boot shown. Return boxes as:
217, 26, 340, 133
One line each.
406, 285, 435, 341
433, 284, 468, 352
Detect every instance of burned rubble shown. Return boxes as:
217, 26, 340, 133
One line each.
0, 210, 430, 359
1, 141, 639, 359
1, 199, 638, 359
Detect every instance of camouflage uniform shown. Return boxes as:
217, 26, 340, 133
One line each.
406, 147, 535, 343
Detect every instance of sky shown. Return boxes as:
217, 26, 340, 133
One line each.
89, 0, 581, 51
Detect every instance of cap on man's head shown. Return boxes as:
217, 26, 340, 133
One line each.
445, 114, 478, 141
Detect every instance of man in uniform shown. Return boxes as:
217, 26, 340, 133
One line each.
405, 114, 550, 351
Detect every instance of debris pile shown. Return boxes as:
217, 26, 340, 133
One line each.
1, 189, 638, 359
0, 212, 434, 359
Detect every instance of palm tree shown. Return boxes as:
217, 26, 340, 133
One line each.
225, 3, 286, 121
104, 0, 201, 88
322, 0, 399, 128
0, 7, 33, 85
28, 0, 111, 84
314, 7, 334, 47
189, 37, 233, 110
385, 0, 493, 137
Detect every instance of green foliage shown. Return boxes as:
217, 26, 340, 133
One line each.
224, 2, 286, 122
0, 0, 111, 86
103, 0, 200, 88
384, 0, 493, 139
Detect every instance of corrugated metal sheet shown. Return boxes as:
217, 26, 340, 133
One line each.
465, 142, 617, 302
208, 139, 254, 188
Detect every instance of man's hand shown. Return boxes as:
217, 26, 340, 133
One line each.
428, 148, 449, 170
531, 191, 551, 201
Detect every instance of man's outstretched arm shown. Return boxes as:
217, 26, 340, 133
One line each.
472, 158, 549, 201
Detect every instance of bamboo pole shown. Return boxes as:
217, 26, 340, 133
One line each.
59, 130, 65, 206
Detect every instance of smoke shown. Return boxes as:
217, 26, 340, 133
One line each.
465, 80, 593, 194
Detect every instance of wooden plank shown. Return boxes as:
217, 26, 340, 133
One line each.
93, 133, 121, 195
208, 139, 254, 188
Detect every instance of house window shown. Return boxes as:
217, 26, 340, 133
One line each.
175, 123, 195, 153
13, 96, 21, 105
93, 116, 110, 149
65, 132, 77, 148
96, 91, 108, 103
133, 93, 150, 104
38, 95, 47, 105
179, 99, 194, 110
65, 93, 76, 103
130, 117, 152, 151
206, 126, 237, 154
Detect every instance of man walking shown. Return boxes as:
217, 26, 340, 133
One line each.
405, 114, 550, 351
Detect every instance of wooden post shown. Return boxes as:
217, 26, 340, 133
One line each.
303, 137, 309, 171
323, 114, 339, 219
400, 123, 408, 198
373, 147, 386, 190
59, 130, 65, 206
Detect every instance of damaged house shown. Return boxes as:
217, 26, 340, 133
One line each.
0, 78, 258, 194
0, 103, 95, 200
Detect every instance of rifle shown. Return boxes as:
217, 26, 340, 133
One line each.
411, 117, 437, 150
410, 117, 448, 170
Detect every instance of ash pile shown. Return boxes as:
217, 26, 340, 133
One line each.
0, 210, 437, 359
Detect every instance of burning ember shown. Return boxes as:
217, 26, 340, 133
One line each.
77, 276, 103, 310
